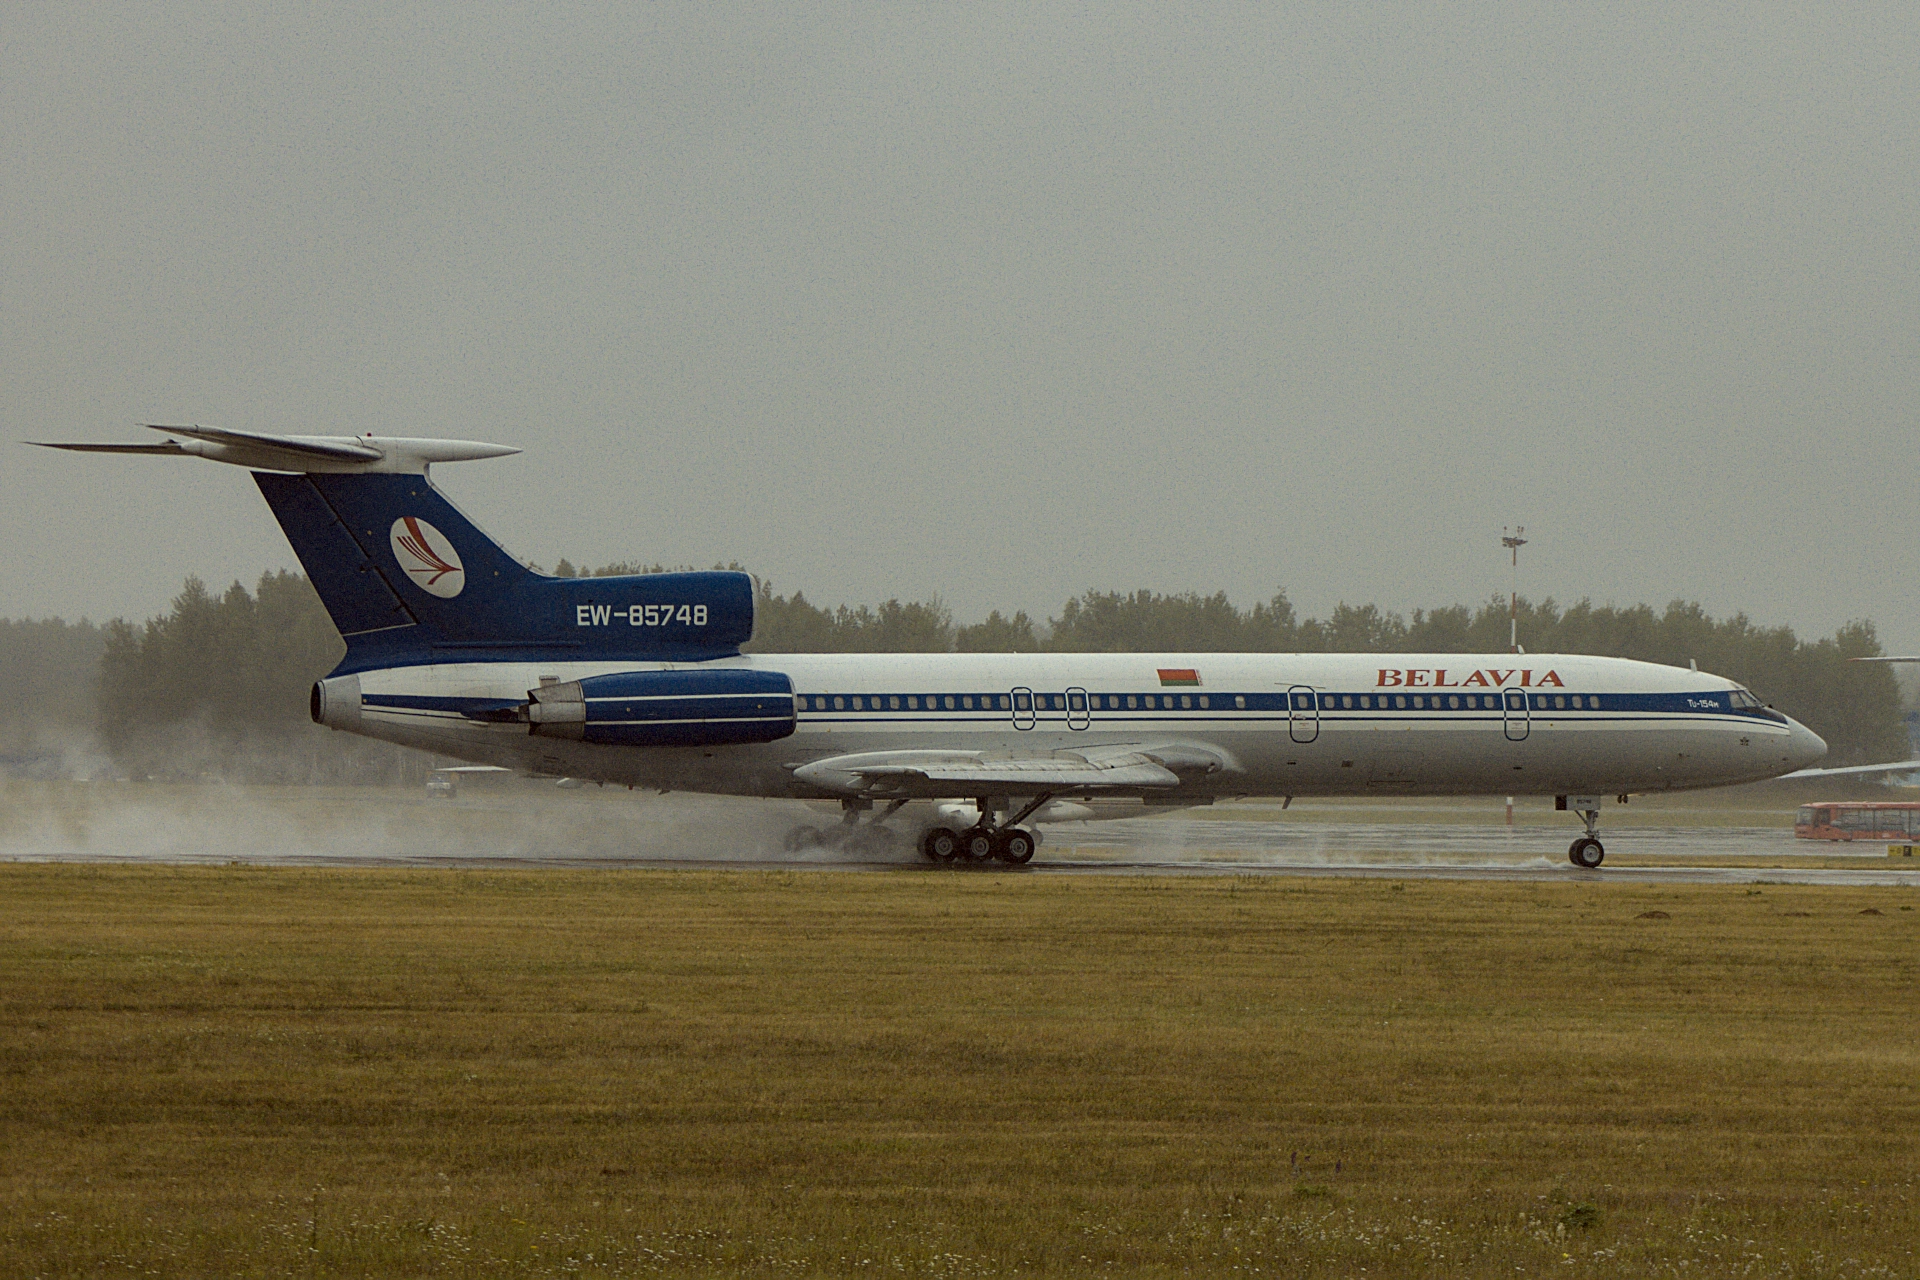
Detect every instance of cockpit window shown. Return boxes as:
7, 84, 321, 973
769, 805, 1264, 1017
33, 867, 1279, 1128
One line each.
1729, 688, 1762, 710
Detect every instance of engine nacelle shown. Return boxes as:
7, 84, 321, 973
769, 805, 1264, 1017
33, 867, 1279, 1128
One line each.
528, 668, 795, 747
311, 674, 362, 730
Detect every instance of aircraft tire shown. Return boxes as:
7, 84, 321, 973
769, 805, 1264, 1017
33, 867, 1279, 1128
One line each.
997, 828, 1036, 865
961, 828, 997, 862
1569, 837, 1604, 869
922, 826, 960, 863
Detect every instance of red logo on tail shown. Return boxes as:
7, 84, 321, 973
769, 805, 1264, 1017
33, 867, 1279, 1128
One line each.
389, 517, 466, 598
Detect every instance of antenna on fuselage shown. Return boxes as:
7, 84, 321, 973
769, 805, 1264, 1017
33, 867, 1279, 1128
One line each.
1501, 526, 1527, 654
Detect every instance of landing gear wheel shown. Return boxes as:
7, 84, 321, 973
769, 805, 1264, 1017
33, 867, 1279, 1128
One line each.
1569, 836, 1605, 869
922, 827, 960, 863
996, 828, 1036, 865
961, 828, 997, 862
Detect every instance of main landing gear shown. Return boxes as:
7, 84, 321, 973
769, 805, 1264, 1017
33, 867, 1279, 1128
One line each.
783, 798, 909, 857
920, 794, 1050, 868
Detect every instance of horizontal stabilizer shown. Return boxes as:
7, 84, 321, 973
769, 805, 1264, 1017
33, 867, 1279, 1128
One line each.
31, 441, 189, 455
152, 423, 384, 461
28, 424, 519, 474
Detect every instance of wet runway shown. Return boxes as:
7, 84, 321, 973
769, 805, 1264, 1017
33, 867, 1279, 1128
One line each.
1028, 819, 1920, 886
10, 792, 1917, 886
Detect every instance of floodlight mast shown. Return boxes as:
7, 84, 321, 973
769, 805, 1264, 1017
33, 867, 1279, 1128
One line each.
1500, 524, 1528, 830
1501, 527, 1527, 655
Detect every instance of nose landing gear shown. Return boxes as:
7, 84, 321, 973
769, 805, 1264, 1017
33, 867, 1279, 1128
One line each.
1563, 797, 1605, 868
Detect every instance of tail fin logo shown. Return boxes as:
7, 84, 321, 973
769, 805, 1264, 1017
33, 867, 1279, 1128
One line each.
389, 517, 465, 598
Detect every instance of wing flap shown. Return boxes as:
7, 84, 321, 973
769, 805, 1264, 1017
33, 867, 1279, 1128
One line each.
793, 748, 1183, 795
1783, 758, 1920, 779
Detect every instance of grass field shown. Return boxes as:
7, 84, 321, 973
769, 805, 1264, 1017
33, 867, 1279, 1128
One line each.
2, 865, 1917, 1277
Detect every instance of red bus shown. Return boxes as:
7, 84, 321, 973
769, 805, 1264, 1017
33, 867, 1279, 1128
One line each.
1795, 802, 1920, 841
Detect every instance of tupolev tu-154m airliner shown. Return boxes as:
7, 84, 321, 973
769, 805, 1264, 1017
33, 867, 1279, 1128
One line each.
36, 426, 1828, 868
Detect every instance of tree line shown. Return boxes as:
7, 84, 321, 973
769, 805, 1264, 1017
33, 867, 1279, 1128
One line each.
736, 583, 1905, 765
1, 566, 1907, 779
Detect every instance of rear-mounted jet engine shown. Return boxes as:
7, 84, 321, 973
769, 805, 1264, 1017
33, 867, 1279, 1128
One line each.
522, 669, 796, 747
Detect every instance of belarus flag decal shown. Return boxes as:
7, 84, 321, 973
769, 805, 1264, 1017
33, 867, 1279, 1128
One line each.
1157, 668, 1201, 687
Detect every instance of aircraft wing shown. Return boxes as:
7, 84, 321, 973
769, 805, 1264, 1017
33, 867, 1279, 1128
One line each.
1782, 758, 1920, 779
792, 742, 1230, 796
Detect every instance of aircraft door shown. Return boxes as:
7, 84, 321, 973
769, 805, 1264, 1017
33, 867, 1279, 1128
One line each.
1011, 687, 1036, 731
1288, 685, 1320, 743
1503, 688, 1530, 741
1067, 686, 1090, 730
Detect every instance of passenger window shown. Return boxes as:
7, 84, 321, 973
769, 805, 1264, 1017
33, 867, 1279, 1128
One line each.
1127, 695, 1138, 709
962, 695, 973, 710
1448, 695, 1460, 710
889, 696, 900, 710
1234, 695, 1245, 709
833, 696, 845, 710
907, 696, 918, 710
1180, 695, 1191, 709
943, 696, 955, 710
1554, 696, 1566, 710
1395, 695, 1406, 710
1198, 695, 1209, 709
1359, 695, 1370, 709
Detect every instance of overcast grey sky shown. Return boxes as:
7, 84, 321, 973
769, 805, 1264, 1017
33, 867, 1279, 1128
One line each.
6, 5, 1918, 651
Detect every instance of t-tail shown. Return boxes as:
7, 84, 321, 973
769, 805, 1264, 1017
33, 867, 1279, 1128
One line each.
30, 424, 755, 673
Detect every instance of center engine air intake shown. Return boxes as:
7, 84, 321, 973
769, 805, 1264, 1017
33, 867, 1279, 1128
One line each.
526, 669, 795, 747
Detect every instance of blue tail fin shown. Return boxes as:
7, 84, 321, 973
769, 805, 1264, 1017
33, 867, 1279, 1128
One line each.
254, 472, 754, 672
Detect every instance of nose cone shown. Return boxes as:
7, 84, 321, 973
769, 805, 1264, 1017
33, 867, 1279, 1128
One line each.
1784, 717, 1827, 772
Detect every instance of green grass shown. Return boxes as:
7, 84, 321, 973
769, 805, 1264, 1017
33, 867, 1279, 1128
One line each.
2, 865, 1917, 1277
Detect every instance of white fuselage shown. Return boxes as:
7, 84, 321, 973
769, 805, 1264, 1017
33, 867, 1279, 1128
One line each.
319, 650, 1827, 806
